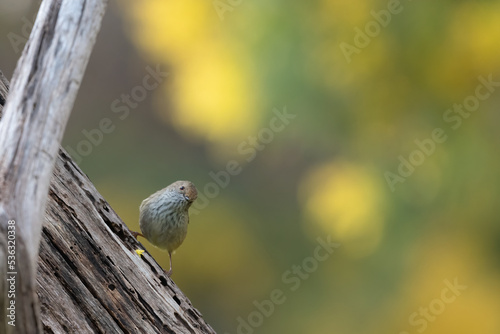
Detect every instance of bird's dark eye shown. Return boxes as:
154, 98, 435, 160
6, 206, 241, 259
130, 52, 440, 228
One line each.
180, 186, 185, 190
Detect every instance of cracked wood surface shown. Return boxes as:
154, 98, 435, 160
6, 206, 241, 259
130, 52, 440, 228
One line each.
39, 149, 216, 333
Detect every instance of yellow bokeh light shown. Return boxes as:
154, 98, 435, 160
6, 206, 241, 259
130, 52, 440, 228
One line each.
166, 43, 257, 142
120, 0, 259, 144
126, 0, 212, 63
299, 160, 386, 257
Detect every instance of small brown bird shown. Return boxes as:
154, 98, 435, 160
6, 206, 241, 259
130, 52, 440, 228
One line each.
132, 180, 198, 277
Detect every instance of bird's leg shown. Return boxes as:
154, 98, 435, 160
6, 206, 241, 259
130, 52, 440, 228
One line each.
166, 252, 173, 277
130, 231, 144, 239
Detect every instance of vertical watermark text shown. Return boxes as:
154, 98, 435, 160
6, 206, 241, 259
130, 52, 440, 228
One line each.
6, 219, 16, 327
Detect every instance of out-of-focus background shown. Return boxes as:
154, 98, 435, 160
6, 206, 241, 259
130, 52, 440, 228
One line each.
2, 0, 500, 333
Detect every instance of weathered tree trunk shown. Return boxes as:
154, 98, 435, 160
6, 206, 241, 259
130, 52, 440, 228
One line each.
0, 1, 216, 333
0, 1, 108, 332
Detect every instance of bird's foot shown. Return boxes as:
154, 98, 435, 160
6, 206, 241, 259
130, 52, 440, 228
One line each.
130, 231, 144, 239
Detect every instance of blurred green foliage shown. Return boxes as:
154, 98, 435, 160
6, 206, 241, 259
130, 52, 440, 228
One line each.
1, 0, 500, 333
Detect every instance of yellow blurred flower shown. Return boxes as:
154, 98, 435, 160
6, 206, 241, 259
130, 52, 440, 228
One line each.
166, 43, 257, 142
299, 160, 386, 257
120, 0, 259, 145
126, 0, 212, 63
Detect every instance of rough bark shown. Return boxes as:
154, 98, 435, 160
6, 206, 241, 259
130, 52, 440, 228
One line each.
0, 1, 216, 333
0, 70, 7, 115
41, 150, 215, 333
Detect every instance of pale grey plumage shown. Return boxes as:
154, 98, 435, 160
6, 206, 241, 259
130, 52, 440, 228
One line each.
137, 180, 198, 276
